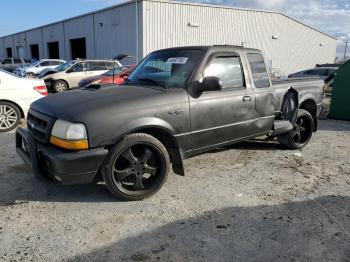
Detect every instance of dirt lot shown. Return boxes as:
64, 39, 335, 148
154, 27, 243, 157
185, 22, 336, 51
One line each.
0, 119, 350, 262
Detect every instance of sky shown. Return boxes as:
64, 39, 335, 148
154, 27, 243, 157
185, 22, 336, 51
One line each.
0, 0, 349, 58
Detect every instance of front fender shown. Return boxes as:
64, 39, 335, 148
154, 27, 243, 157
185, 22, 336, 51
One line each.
109, 117, 177, 145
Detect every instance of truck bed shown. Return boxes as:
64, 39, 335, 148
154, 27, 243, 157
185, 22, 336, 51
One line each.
272, 77, 324, 112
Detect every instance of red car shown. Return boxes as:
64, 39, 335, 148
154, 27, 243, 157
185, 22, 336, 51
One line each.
78, 65, 135, 88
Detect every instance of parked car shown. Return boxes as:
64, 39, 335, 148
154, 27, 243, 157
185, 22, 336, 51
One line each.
41, 59, 122, 92
16, 45, 324, 200
14, 59, 66, 78
0, 68, 48, 132
0, 58, 31, 73
288, 67, 337, 80
78, 65, 135, 88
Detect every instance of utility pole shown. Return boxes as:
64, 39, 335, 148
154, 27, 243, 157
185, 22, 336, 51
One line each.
344, 40, 349, 61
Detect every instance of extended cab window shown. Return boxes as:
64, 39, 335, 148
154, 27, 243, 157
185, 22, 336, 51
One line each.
247, 53, 270, 88
203, 56, 244, 89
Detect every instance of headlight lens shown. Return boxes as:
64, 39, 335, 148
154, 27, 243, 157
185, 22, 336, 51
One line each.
50, 120, 88, 150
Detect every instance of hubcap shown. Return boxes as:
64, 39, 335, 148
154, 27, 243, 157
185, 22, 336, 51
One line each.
292, 115, 312, 145
0, 105, 18, 130
112, 144, 164, 195
56, 83, 66, 92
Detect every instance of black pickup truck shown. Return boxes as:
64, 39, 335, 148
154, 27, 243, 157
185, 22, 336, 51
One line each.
16, 46, 324, 200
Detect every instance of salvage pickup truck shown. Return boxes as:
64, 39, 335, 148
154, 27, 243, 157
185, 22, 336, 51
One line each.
16, 46, 324, 200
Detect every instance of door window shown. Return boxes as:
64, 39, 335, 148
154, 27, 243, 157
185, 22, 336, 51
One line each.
70, 63, 87, 72
14, 58, 22, 64
89, 62, 108, 71
2, 59, 12, 65
50, 61, 62, 66
247, 53, 270, 88
203, 56, 244, 89
40, 61, 51, 66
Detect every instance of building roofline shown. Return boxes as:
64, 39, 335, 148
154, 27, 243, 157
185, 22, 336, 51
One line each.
0, 0, 139, 38
0, 0, 337, 41
163, 0, 337, 40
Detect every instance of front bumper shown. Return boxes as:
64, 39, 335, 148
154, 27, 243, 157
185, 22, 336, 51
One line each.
16, 127, 108, 185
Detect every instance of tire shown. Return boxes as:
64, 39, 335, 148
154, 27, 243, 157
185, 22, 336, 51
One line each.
103, 133, 170, 201
0, 101, 21, 132
53, 80, 68, 93
278, 109, 314, 149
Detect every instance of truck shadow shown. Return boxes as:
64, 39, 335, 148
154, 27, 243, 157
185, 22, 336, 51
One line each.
0, 167, 117, 204
67, 195, 350, 262
318, 119, 350, 132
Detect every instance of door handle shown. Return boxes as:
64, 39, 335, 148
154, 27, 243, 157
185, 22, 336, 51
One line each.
243, 96, 251, 102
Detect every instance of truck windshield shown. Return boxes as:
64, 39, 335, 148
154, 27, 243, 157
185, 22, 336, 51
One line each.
127, 50, 203, 88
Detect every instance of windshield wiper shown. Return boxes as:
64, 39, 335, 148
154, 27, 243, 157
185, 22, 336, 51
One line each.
137, 77, 168, 89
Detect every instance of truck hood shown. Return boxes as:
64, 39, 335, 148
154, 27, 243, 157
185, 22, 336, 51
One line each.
30, 84, 166, 121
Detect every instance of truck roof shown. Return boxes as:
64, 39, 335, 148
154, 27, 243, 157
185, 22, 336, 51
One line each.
154, 45, 261, 53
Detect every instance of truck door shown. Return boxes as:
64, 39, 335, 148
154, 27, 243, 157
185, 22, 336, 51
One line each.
245, 53, 275, 133
189, 52, 256, 153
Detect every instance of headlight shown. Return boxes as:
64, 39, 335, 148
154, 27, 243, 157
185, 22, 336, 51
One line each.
50, 120, 88, 150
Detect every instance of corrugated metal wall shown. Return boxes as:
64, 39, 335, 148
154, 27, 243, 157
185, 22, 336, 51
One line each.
141, 1, 337, 74
3, 36, 14, 57
0, 1, 139, 63
0, 38, 4, 58
94, 3, 139, 63
42, 23, 65, 59
64, 15, 95, 60
26, 28, 44, 58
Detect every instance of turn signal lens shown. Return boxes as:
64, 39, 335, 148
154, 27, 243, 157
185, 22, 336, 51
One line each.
50, 136, 89, 150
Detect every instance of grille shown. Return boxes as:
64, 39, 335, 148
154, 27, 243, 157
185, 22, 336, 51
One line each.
27, 109, 54, 143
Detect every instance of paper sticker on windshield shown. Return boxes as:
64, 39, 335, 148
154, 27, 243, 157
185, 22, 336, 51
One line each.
167, 57, 189, 64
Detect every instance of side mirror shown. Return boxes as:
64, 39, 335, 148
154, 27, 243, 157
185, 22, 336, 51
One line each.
66, 68, 73, 73
200, 76, 222, 93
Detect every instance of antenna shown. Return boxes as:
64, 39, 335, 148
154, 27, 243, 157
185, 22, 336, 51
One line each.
344, 40, 349, 60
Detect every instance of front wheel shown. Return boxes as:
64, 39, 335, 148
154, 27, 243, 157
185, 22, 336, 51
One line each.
278, 109, 314, 149
53, 80, 68, 93
103, 133, 170, 201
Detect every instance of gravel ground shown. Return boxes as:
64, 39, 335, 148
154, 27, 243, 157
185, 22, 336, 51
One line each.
0, 119, 350, 262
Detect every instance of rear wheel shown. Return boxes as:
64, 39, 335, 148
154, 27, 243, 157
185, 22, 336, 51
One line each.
53, 80, 68, 93
103, 133, 170, 201
278, 109, 314, 149
0, 102, 21, 132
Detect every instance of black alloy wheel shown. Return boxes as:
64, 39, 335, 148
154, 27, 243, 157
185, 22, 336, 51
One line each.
278, 109, 314, 149
103, 133, 170, 200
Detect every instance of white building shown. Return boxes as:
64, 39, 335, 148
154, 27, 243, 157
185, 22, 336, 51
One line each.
0, 0, 337, 74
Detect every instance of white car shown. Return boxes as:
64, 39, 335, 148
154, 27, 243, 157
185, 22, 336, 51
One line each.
0, 68, 48, 132
14, 59, 66, 78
